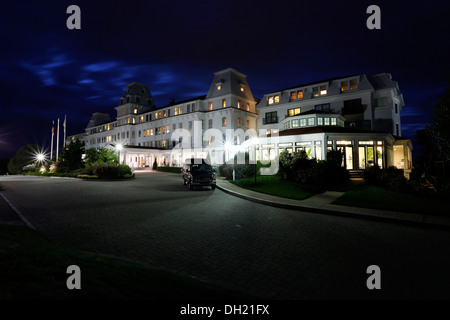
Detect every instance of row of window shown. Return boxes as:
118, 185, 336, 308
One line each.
89, 118, 253, 144
283, 117, 343, 129
268, 79, 359, 105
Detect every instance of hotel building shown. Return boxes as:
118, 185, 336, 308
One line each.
68, 68, 413, 177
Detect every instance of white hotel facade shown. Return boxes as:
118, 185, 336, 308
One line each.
69, 68, 413, 177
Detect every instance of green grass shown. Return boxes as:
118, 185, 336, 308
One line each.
0, 224, 254, 300
332, 183, 450, 216
230, 175, 314, 200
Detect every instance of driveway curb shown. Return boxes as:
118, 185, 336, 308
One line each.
216, 181, 450, 229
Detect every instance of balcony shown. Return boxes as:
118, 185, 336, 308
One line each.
263, 117, 278, 125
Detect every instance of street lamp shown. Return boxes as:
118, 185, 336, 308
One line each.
36, 153, 45, 162
116, 143, 123, 164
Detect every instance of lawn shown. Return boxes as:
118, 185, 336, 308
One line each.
229, 175, 314, 200
0, 224, 254, 300
332, 183, 450, 216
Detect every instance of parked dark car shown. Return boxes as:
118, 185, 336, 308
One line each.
182, 158, 216, 190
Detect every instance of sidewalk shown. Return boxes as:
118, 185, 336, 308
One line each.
216, 178, 450, 228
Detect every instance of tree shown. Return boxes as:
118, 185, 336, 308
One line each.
7, 144, 42, 174
57, 139, 84, 172
429, 84, 450, 163
85, 147, 118, 165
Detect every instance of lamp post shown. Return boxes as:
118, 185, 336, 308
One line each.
116, 143, 123, 164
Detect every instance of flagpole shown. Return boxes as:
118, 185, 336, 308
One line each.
50, 120, 54, 160
56, 118, 60, 161
63, 114, 67, 147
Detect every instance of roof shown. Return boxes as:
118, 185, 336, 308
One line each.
158, 95, 207, 109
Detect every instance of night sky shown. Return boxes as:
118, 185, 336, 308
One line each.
0, 0, 449, 159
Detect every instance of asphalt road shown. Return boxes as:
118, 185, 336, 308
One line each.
1, 172, 450, 299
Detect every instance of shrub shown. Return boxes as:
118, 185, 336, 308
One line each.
92, 163, 120, 178
119, 164, 132, 176
363, 165, 383, 185
156, 166, 182, 173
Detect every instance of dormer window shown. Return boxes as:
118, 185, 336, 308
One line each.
122, 109, 126, 115
341, 79, 358, 92
268, 95, 280, 105
133, 108, 138, 114
217, 85, 221, 91
313, 85, 327, 97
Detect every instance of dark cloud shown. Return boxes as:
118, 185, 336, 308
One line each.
0, 0, 449, 158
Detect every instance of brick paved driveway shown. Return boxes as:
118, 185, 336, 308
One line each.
1, 173, 450, 299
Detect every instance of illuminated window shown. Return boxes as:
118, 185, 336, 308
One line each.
222, 117, 227, 127
288, 108, 301, 117
140, 116, 144, 123
300, 119, 306, 127
217, 85, 221, 91
150, 129, 153, 135
240, 86, 244, 92
222, 99, 226, 108
246, 120, 250, 129
297, 90, 303, 99
320, 85, 327, 95
134, 108, 138, 114
158, 127, 162, 135
308, 118, 315, 126
122, 109, 126, 115
246, 103, 250, 111
324, 118, 330, 125
158, 112, 162, 118
292, 119, 299, 127
269, 95, 279, 104
155, 112, 158, 119
132, 118, 136, 124
209, 102, 213, 110
350, 79, 358, 90
318, 117, 323, 125
174, 107, 178, 115
341, 81, 349, 92
209, 136, 213, 145
238, 100, 241, 109
162, 140, 166, 147
237, 118, 241, 127
331, 118, 337, 126
144, 130, 147, 137
290, 92, 297, 100
163, 111, 167, 117
162, 126, 166, 134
